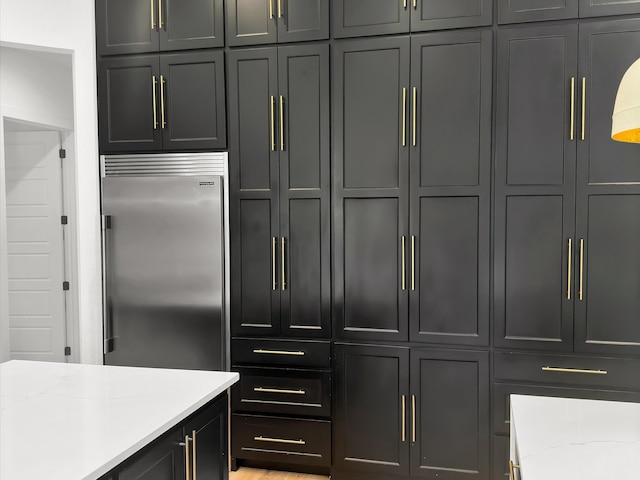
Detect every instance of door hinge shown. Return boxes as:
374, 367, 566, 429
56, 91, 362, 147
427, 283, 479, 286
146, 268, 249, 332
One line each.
59, 148, 66, 159
63, 281, 70, 291
61, 215, 68, 225
64, 346, 71, 356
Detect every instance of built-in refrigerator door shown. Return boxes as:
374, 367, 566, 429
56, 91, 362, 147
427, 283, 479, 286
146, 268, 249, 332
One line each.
102, 175, 224, 370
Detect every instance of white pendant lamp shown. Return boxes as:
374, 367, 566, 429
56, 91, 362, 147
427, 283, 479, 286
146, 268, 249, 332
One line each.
612, 58, 640, 143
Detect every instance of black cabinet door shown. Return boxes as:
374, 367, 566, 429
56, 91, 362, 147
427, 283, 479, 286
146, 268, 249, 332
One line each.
277, 0, 329, 43
98, 56, 163, 153
409, 30, 492, 347
334, 343, 410, 476
159, 0, 224, 50
226, 0, 277, 46
412, 0, 492, 32
278, 45, 331, 338
229, 48, 280, 336
96, 0, 160, 56
333, 37, 410, 342
333, 0, 410, 38
497, 0, 579, 24
410, 349, 489, 479
159, 51, 227, 151
119, 427, 184, 480
579, 0, 640, 17
494, 25, 578, 351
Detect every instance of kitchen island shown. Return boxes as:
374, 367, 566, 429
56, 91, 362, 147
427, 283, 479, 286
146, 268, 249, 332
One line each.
0, 360, 238, 480
510, 394, 640, 479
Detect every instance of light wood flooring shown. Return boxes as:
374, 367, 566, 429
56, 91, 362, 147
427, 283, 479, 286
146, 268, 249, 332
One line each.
229, 467, 329, 480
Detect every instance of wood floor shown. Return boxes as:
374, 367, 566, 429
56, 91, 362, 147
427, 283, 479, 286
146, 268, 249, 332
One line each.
229, 467, 329, 480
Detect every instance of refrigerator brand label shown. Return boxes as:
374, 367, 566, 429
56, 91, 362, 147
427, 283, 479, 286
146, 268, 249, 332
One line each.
198, 181, 216, 187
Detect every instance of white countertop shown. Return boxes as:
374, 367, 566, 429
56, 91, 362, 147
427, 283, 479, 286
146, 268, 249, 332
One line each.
510, 395, 640, 480
0, 360, 238, 480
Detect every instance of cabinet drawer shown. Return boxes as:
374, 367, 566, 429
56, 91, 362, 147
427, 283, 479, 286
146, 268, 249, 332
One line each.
232, 414, 331, 467
232, 338, 331, 368
233, 367, 330, 418
494, 352, 640, 391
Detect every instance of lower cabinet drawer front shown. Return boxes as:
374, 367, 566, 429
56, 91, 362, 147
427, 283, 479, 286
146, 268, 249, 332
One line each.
232, 414, 331, 467
232, 338, 331, 368
494, 352, 640, 391
233, 367, 331, 417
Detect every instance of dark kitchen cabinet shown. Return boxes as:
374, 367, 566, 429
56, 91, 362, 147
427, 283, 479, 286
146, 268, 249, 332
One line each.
98, 51, 227, 153
182, 398, 228, 480
229, 44, 330, 338
96, 0, 224, 56
118, 426, 184, 480
498, 0, 640, 23
334, 32, 491, 345
333, 344, 489, 480
579, 0, 640, 18
332, 0, 491, 39
226, 0, 329, 46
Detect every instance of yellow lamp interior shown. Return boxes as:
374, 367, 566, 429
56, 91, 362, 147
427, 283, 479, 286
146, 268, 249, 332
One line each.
612, 128, 640, 143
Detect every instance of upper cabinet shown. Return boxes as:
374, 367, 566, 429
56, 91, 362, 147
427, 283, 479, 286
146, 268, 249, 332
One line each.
332, 0, 492, 39
226, 0, 329, 47
96, 0, 225, 56
498, 0, 640, 24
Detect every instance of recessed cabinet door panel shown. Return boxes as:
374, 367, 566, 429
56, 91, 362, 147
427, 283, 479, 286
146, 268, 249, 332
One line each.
160, 52, 227, 150
333, 0, 410, 39
160, 0, 224, 50
96, 0, 159, 55
118, 427, 184, 480
98, 56, 162, 153
410, 349, 489, 479
578, 20, 640, 185
227, 0, 277, 46
412, 0, 492, 32
579, 0, 640, 17
575, 195, 640, 356
278, 0, 329, 43
497, 0, 579, 24
334, 344, 410, 476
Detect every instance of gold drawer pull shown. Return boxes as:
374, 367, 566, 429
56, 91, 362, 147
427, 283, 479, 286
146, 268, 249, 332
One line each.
254, 436, 305, 445
509, 460, 520, 480
254, 387, 306, 395
542, 366, 607, 375
253, 349, 305, 356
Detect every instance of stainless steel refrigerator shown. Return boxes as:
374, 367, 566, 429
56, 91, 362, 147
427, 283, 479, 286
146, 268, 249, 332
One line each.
100, 153, 230, 371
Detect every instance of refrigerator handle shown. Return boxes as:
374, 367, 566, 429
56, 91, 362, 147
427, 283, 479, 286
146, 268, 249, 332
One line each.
102, 215, 115, 354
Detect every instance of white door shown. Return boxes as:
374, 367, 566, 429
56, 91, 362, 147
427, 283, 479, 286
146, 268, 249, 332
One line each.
4, 131, 66, 362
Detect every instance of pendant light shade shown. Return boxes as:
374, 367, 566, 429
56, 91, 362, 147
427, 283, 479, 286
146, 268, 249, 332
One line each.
612, 58, 640, 143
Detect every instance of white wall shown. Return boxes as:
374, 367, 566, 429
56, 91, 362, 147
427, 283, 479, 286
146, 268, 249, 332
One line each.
0, 123, 7, 363
0, 0, 102, 364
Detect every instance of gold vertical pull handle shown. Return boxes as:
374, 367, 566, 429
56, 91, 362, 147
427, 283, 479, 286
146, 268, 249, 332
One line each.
269, 0, 274, 19
160, 75, 166, 129
280, 95, 285, 151
150, 0, 156, 29
281, 236, 286, 291
411, 395, 416, 443
412, 87, 417, 147
272, 237, 277, 291
401, 236, 406, 291
581, 77, 586, 141
411, 235, 415, 291
152, 76, 158, 130
413, 0, 417, 9
567, 238, 572, 300
401, 395, 406, 442
509, 460, 520, 480
579, 239, 584, 301
184, 435, 191, 480
270, 96, 276, 151
158, 0, 163, 29
403, 0, 407, 8
192, 430, 196, 480
402, 88, 407, 147
570, 77, 575, 141
278, 0, 283, 18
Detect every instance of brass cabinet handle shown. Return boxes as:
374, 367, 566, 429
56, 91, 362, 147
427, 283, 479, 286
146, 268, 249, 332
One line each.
412, 87, 417, 146
509, 460, 520, 480
160, 75, 166, 129
158, 0, 163, 29
270, 96, 276, 151
567, 238, 572, 300
150, 0, 156, 29
411, 394, 416, 443
280, 95, 285, 151
272, 236, 277, 290
269, 0, 273, 19
401, 395, 406, 442
402, 88, 407, 147
401, 236, 406, 291
192, 430, 197, 480
253, 348, 305, 356
152, 76, 158, 130
411, 235, 415, 291
254, 387, 306, 395
403, 0, 407, 8
581, 77, 586, 141
254, 436, 305, 445
278, 0, 283, 18
184, 435, 191, 480
542, 366, 607, 375
413, 0, 417, 9
570, 77, 575, 141
281, 236, 286, 291
579, 239, 584, 301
